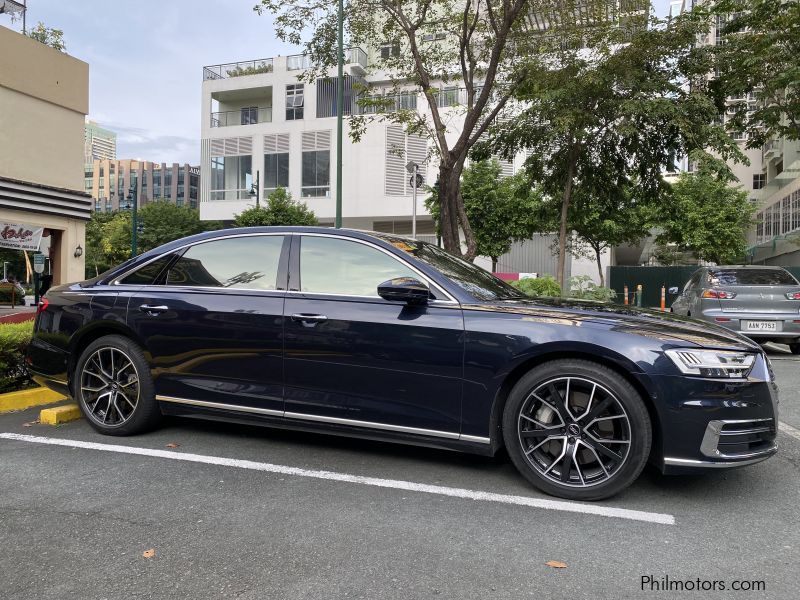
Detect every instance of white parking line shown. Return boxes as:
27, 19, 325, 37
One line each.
0, 432, 674, 526
779, 421, 800, 442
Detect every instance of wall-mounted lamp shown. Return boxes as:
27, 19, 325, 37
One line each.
74, 244, 83, 258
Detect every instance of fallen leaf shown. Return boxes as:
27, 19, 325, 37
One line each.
142, 549, 155, 558
545, 560, 567, 569
165, 443, 179, 448
23, 420, 39, 427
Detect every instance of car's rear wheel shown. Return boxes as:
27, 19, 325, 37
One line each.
790, 343, 800, 355
74, 335, 161, 435
502, 359, 651, 501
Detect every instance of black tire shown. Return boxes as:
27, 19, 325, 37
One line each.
790, 343, 800, 355
73, 335, 161, 436
502, 359, 651, 501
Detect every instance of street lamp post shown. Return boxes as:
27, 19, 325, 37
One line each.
249, 171, 260, 208
335, 0, 344, 228
406, 160, 423, 239
126, 182, 139, 258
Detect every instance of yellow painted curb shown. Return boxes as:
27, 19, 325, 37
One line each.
39, 403, 83, 425
0, 387, 66, 413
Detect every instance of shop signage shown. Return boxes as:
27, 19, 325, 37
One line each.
0, 223, 44, 251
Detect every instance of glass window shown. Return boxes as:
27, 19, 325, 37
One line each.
264, 152, 289, 191
210, 155, 252, 199
241, 106, 258, 125
373, 234, 524, 301
708, 269, 798, 286
120, 255, 175, 285
167, 236, 284, 290
286, 84, 304, 120
380, 43, 400, 59
300, 236, 417, 296
301, 150, 330, 197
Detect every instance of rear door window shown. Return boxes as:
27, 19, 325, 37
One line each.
709, 269, 798, 286
166, 235, 285, 290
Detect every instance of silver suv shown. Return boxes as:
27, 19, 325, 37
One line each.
671, 266, 800, 354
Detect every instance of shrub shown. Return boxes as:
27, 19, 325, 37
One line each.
0, 320, 34, 393
569, 275, 617, 302
509, 275, 562, 297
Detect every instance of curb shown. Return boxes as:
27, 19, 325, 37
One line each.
0, 387, 66, 413
39, 403, 82, 425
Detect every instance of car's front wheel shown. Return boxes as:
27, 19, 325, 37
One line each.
74, 335, 161, 436
503, 359, 652, 501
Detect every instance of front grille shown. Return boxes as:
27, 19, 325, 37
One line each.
700, 418, 776, 459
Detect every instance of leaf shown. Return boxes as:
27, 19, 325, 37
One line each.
545, 560, 568, 569
165, 443, 179, 448
23, 420, 39, 427
142, 549, 155, 558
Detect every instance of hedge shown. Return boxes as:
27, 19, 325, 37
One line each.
0, 321, 34, 394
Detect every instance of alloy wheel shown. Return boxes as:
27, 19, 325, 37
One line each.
517, 376, 632, 488
79, 347, 140, 427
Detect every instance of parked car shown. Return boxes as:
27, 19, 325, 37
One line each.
27, 228, 778, 500
670, 266, 800, 354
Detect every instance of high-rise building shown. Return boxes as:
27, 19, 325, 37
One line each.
86, 159, 199, 212
84, 120, 117, 163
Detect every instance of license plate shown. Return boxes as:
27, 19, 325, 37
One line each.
745, 321, 777, 331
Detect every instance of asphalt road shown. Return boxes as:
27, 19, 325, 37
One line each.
1, 352, 799, 600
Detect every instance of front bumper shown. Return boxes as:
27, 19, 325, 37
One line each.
648, 354, 779, 474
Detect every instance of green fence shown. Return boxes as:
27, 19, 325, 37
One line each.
609, 266, 800, 308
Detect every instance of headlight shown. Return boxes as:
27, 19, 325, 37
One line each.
665, 348, 756, 379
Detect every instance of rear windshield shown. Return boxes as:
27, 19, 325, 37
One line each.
709, 269, 798, 286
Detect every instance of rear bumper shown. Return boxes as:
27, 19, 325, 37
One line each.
26, 336, 71, 395
697, 309, 800, 340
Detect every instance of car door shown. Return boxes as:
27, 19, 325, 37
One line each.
126, 233, 289, 415
283, 234, 464, 437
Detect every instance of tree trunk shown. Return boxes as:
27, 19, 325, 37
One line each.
594, 246, 605, 288
437, 160, 466, 258
491, 257, 498, 272
556, 152, 578, 291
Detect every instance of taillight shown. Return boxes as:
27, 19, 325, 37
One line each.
786, 291, 800, 300
702, 289, 737, 299
37, 298, 49, 314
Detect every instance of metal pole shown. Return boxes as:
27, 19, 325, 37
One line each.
412, 165, 418, 239
131, 185, 138, 258
22, 0, 26, 35
335, 0, 344, 228
255, 171, 260, 208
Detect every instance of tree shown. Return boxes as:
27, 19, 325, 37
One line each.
27, 22, 66, 52
255, 0, 579, 260
233, 187, 318, 227
712, 0, 800, 147
461, 161, 543, 271
482, 11, 743, 287
655, 159, 755, 265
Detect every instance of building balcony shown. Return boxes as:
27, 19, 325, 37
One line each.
210, 107, 272, 128
763, 138, 783, 162
286, 47, 368, 74
203, 59, 274, 81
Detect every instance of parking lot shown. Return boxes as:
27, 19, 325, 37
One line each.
1, 344, 798, 600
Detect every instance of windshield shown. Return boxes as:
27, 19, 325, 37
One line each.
375, 234, 525, 301
709, 269, 798, 286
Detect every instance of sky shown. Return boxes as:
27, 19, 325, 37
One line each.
5, 0, 673, 166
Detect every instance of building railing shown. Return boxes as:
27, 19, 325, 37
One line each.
203, 59, 274, 80
345, 47, 368, 69
286, 47, 368, 72
211, 107, 272, 128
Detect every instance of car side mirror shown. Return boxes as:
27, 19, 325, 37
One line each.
377, 277, 430, 305
668, 287, 679, 295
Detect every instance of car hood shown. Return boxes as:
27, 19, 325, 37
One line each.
468, 297, 759, 351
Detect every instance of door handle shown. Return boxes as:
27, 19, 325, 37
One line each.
139, 304, 169, 315
290, 313, 328, 323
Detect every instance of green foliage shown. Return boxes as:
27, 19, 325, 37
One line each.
482, 9, 743, 285
712, 0, 800, 146
655, 160, 755, 264
0, 321, 34, 393
569, 275, 617, 302
84, 203, 222, 278
509, 276, 562, 298
233, 188, 318, 227
226, 64, 273, 77
27, 22, 67, 52
461, 161, 544, 269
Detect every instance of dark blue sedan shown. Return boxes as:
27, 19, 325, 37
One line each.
27, 227, 778, 500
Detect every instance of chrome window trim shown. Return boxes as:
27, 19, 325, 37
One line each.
155, 395, 489, 444
296, 232, 459, 304
110, 232, 288, 287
